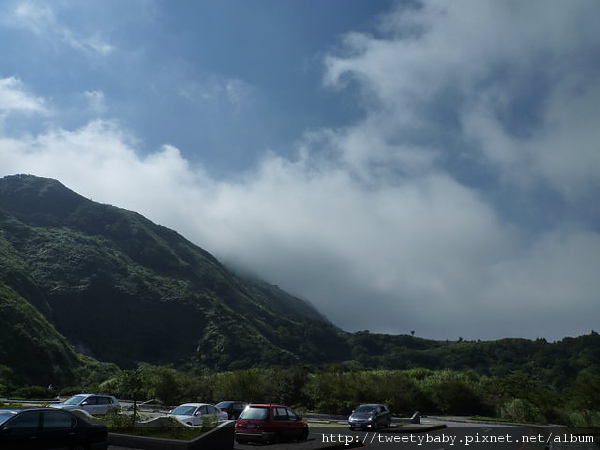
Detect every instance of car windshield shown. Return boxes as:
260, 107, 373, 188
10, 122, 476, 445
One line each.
215, 402, 231, 408
0, 411, 17, 426
63, 395, 87, 405
239, 407, 269, 420
354, 405, 376, 413
169, 405, 197, 416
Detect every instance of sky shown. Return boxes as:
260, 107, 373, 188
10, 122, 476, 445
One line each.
1, 0, 599, 342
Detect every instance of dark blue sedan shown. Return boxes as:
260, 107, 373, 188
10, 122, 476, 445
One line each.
0, 407, 108, 450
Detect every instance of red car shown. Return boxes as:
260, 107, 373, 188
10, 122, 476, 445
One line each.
235, 403, 309, 444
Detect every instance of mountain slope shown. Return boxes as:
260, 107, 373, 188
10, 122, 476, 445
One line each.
2, 174, 598, 389
0, 174, 347, 375
0, 279, 82, 386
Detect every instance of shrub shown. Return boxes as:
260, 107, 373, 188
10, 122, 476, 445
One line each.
103, 410, 133, 428
13, 385, 54, 400
565, 410, 600, 427
500, 398, 544, 424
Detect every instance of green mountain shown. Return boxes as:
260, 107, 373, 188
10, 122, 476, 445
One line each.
1, 174, 598, 389
0, 279, 82, 386
0, 174, 348, 385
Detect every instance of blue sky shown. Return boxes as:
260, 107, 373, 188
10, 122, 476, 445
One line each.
1, 0, 390, 173
1, 0, 599, 341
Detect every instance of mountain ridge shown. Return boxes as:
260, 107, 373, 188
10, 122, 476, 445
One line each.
0, 174, 347, 380
1, 174, 598, 390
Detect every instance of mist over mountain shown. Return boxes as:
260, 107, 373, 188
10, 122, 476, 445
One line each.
1, 174, 598, 388
0, 174, 347, 378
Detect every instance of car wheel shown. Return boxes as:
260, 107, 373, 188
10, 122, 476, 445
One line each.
271, 432, 281, 444
300, 429, 309, 441
71, 444, 87, 450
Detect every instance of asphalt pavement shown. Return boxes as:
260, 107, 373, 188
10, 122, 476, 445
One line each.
108, 417, 600, 450
107, 420, 443, 449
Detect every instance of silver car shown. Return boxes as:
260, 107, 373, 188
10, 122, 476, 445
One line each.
53, 394, 121, 416
167, 403, 228, 426
348, 404, 391, 430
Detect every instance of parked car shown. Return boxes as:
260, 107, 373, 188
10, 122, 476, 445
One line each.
52, 393, 120, 416
167, 403, 228, 426
347, 403, 391, 430
0, 407, 108, 450
235, 403, 308, 444
215, 401, 247, 419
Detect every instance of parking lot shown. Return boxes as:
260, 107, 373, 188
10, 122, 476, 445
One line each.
105, 419, 442, 450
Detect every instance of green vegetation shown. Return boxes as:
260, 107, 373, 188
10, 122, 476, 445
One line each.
0, 279, 84, 386
112, 425, 211, 441
0, 174, 344, 381
99, 412, 215, 440
90, 363, 600, 427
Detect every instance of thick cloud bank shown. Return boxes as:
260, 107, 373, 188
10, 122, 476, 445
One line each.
1, 0, 599, 340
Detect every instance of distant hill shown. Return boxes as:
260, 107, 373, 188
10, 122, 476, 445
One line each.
0, 174, 598, 388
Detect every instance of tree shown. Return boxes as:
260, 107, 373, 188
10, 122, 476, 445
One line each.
140, 364, 182, 406
117, 367, 146, 427
568, 372, 600, 426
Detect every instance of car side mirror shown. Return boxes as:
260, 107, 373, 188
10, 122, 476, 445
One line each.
81, 401, 89, 406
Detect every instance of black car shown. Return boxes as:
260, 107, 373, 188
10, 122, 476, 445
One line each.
347, 403, 391, 430
0, 407, 108, 450
215, 400, 247, 419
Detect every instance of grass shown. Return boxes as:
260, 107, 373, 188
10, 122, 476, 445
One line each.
98, 411, 219, 441
110, 426, 210, 440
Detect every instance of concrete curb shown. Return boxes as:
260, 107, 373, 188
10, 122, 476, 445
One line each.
380, 424, 448, 434
108, 420, 234, 450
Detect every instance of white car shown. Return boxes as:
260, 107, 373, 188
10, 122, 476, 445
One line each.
53, 393, 120, 415
167, 403, 228, 426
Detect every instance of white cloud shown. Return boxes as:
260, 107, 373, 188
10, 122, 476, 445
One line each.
0, 113, 539, 340
62, 29, 114, 56
83, 91, 107, 115
482, 229, 600, 338
0, 108, 596, 340
325, 0, 600, 202
8, 0, 114, 56
10, 1, 54, 35
0, 77, 48, 115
